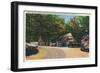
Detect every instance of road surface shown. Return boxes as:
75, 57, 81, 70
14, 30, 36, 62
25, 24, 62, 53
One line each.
26, 46, 89, 60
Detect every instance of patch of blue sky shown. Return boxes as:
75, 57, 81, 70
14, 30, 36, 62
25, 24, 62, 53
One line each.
64, 16, 74, 24
58, 15, 74, 24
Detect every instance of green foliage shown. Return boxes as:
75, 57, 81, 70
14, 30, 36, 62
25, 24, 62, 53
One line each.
26, 14, 65, 45
75, 16, 89, 33
65, 16, 89, 43
26, 13, 89, 45
75, 16, 89, 42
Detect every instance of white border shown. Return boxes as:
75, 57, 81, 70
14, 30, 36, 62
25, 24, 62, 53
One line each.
18, 5, 95, 68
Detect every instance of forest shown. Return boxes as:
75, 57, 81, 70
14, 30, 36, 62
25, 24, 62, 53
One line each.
26, 13, 89, 48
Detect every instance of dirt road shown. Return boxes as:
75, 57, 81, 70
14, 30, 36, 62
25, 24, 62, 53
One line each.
26, 46, 89, 60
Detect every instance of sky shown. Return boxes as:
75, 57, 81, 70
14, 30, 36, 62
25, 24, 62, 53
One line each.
58, 15, 74, 24
64, 16, 74, 24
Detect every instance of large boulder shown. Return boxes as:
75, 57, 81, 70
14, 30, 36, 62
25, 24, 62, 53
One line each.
80, 35, 89, 52
56, 33, 79, 47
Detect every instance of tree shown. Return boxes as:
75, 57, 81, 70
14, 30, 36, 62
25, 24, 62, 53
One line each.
65, 16, 89, 43
75, 16, 89, 42
26, 14, 66, 45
